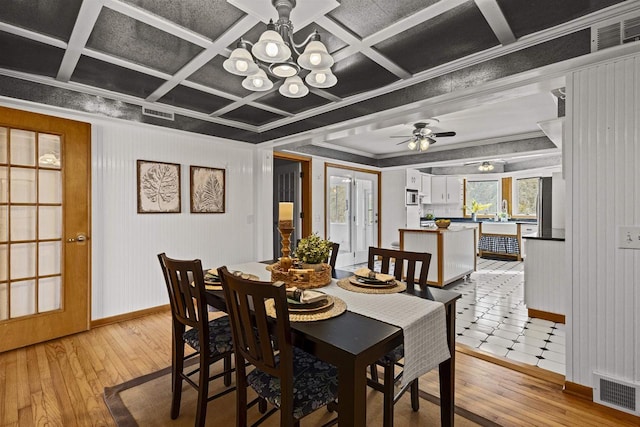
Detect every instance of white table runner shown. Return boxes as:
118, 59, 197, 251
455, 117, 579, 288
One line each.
228, 262, 451, 385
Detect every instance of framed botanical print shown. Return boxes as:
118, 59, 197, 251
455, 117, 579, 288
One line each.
137, 160, 181, 213
190, 166, 225, 213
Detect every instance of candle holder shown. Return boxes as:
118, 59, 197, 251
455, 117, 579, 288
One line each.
278, 220, 294, 271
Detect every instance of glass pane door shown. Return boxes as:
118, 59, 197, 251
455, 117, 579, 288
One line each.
326, 166, 378, 267
0, 128, 62, 320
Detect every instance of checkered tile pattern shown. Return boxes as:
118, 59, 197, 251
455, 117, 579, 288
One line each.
478, 235, 521, 254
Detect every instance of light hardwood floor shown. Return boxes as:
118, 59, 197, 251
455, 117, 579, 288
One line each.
1, 310, 639, 426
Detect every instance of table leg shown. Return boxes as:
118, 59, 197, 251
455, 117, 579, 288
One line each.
439, 300, 456, 427
337, 361, 368, 426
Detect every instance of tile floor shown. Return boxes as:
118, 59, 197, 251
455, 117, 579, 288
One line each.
340, 257, 566, 376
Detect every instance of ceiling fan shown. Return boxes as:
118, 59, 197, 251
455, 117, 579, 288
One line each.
391, 119, 456, 152
463, 159, 507, 171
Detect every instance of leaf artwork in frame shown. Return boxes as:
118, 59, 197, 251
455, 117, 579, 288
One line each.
137, 160, 181, 213
190, 166, 225, 213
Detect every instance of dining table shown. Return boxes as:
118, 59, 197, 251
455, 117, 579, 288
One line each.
205, 262, 461, 427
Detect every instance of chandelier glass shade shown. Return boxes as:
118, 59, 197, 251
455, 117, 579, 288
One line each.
478, 161, 495, 172
222, 0, 337, 98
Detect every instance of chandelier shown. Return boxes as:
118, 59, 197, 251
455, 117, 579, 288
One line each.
478, 161, 495, 172
223, 0, 337, 98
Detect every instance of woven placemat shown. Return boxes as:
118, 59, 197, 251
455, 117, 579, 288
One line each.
265, 295, 347, 322
337, 276, 406, 294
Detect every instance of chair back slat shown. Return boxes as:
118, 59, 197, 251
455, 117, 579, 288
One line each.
368, 247, 433, 299
158, 253, 207, 330
218, 267, 293, 379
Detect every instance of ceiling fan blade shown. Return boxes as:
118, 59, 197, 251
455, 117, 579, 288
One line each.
433, 131, 456, 137
427, 137, 436, 144
395, 139, 411, 145
389, 136, 410, 138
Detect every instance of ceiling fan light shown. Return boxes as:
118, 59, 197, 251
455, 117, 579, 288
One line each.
298, 41, 334, 70
242, 69, 273, 91
407, 140, 417, 150
305, 69, 337, 88
223, 48, 259, 76
252, 30, 291, 62
419, 138, 429, 151
279, 76, 309, 98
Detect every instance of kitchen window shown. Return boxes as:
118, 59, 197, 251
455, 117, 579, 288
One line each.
514, 177, 538, 216
465, 180, 499, 216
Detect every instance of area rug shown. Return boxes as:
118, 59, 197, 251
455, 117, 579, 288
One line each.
104, 363, 498, 426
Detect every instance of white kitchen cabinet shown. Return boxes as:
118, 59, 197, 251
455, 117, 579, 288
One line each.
420, 174, 431, 203
406, 169, 421, 190
446, 176, 462, 204
431, 176, 447, 203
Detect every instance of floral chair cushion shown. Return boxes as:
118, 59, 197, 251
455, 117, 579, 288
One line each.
378, 344, 404, 365
247, 347, 339, 420
182, 315, 234, 355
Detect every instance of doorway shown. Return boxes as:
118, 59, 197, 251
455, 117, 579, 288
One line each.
325, 164, 380, 267
273, 152, 311, 260
0, 106, 91, 352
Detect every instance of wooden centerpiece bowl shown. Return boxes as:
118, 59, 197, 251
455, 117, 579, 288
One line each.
435, 219, 451, 229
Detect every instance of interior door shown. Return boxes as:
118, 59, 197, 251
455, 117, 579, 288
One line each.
273, 159, 301, 259
326, 166, 378, 267
0, 106, 91, 352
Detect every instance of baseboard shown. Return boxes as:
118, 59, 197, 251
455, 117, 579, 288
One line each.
456, 344, 565, 386
563, 381, 593, 400
528, 308, 565, 324
91, 305, 170, 328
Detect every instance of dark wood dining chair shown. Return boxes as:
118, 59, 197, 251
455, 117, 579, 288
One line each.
158, 253, 236, 427
328, 242, 340, 278
366, 246, 433, 427
217, 266, 339, 427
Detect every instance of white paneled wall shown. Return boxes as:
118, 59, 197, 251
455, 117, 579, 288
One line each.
567, 53, 640, 387
92, 121, 267, 319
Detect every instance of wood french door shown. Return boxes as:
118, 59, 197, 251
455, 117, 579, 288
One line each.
0, 106, 91, 352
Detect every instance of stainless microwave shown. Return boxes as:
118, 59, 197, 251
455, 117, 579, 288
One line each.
406, 189, 419, 205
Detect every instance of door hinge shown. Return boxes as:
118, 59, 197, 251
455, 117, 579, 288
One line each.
300, 171, 304, 178
300, 212, 304, 219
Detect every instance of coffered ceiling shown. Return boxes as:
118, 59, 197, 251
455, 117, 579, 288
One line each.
0, 0, 637, 169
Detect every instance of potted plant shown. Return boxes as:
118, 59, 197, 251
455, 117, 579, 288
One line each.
295, 233, 333, 270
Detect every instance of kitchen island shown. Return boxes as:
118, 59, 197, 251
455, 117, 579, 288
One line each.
399, 226, 476, 287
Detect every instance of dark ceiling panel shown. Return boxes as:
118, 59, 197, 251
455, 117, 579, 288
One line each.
374, 2, 499, 75
72, 56, 165, 99
159, 85, 233, 114
188, 56, 251, 97
496, 0, 625, 39
121, 0, 246, 41
86, 7, 203, 74
294, 23, 349, 54
325, 52, 399, 98
327, 0, 440, 39
256, 90, 330, 115
220, 105, 286, 127
0, 32, 64, 78
0, 0, 83, 42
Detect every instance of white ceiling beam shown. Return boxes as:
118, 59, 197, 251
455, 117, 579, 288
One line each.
56, 0, 105, 82
0, 22, 67, 49
474, 0, 516, 45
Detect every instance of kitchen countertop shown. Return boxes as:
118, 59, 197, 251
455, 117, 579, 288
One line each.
522, 228, 565, 241
424, 217, 537, 224
400, 225, 476, 233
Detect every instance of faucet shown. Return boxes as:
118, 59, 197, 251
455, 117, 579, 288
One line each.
502, 199, 508, 213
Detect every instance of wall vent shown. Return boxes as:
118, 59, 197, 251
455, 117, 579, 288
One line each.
142, 107, 175, 121
591, 11, 640, 52
593, 372, 639, 416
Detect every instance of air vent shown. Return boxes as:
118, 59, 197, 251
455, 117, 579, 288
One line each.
142, 107, 175, 121
591, 11, 640, 52
593, 372, 639, 416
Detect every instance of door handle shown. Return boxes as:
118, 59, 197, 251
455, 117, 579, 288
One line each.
67, 233, 89, 243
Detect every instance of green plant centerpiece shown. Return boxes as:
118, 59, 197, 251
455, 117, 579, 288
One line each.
295, 233, 333, 267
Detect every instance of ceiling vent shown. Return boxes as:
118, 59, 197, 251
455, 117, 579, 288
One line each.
142, 107, 175, 121
593, 372, 639, 416
591, 11, 640, 52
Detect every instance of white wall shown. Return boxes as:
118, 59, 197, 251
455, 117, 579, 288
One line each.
566, 53, 640, 387
381, 169, 406, 248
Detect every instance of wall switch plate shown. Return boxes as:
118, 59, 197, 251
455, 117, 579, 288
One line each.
618, 226, 640, 249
